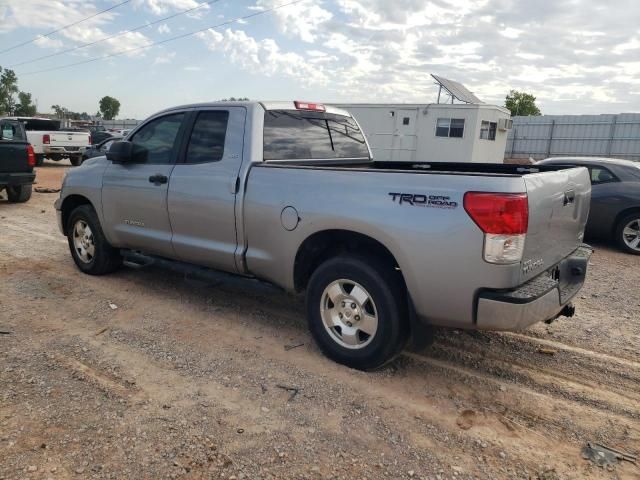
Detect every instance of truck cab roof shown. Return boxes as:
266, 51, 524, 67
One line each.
155, 101, 352, 118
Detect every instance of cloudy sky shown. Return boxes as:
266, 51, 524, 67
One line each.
0, 0, 638, 118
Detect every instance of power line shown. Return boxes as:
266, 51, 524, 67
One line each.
9, 0, 224, 68
0, 0, 133, 55
19, 0, 306, 77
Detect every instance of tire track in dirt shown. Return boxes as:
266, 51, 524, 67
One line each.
504, 331, 640, 370
427, 335, 640, 409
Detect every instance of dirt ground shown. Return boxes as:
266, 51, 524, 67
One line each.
1, 161, 639, 480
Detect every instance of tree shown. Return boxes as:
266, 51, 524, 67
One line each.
99, 96, 121, 120
14, 92, 37, 116
51, 104, 67, 118
220, 97, 249, 101
505, 90, 541, 116
0, 67, 19, 115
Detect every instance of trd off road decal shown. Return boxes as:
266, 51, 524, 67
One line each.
389, 193, 458, 209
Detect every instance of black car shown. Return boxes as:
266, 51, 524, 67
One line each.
0, 118, 35, 203
537, 157, 640, 254
90, 130, 114, 145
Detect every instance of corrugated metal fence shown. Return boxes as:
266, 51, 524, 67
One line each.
505, 113, 640, 161
99, 119, 140, 130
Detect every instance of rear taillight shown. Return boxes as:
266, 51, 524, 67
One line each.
464, 192, 529, 264
88, 134, 92, 145
27, 144, 36, 168
294, 100, 326, 112
43, 134, 50, 144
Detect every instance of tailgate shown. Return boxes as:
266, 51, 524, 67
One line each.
0, 141, 30, 173
50, 132, 90, 147
520, 167, 591, 283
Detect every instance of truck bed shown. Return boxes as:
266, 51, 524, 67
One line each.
263, 159, 569, 177
244, 159, 591, 328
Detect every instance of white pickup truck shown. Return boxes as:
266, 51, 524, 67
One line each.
10, 117, 91, 166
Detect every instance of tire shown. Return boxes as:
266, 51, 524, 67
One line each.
67, 204, 122, 275
6, 184, 32, 203
305, 255, 409, 370
70, 156, 82, 167
35, 155, 45, 167
615, 212, 640, 255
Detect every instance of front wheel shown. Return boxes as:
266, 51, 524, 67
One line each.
615, 213, 640, 255
306, 255, 409, 370
6, 184, 32, 203
67, 205, 122, 274
35, 155, 45, 166
70, 156, 82, 167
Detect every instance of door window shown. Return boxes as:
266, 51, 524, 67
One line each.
185, 111, 230, 163
590, 167, 618, 185
129, 113, 185, 164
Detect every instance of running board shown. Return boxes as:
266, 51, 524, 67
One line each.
120, 250, 281, 293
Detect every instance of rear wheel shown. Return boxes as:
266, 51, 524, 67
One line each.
70, 155, 82, 166
6, 184, 32, 203
67, 205, 122, 274
306, 255, 409, 370
615, 213, 640, 255
35, 155, 44, 166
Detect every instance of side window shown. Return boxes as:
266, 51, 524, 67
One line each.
435, 118, 450, 137
480, 120, 497, 140
450, 118, 465, 138
130, 113, 185, 164
185, 111, 229, 163
436, 118, 465, 138
590, 167, 618, 185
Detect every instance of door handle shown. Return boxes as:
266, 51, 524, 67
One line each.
563, 190, 575, 206
148, 174, 168, 185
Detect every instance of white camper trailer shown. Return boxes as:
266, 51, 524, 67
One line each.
335, 102, 512, 163
334, 74, 512, 163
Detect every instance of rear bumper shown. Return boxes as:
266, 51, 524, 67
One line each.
43, 146, 86, 156
0, 172, 36, 187
475, 245, 593, 331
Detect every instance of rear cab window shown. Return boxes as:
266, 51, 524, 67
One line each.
22, 119, 60, 131
0, 121, 26, 142
263, 110, 369, 161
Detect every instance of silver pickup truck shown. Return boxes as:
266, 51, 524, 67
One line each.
55, 101, 593, 370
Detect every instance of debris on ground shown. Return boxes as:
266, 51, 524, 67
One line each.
284, 342, 304, 351
34, 187, 61, 193
537, 347, 558, 355
582, 442, 637, 466
276, 384, 300, 401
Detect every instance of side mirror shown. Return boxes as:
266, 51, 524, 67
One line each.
106, 141, 134, 163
